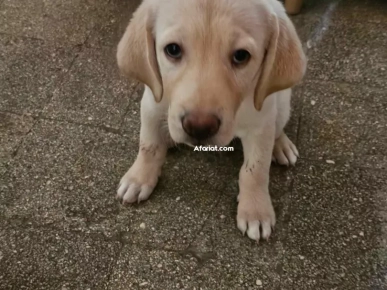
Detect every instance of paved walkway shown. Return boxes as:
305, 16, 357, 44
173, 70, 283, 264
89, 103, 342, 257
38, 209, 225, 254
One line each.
1, 0, 386, 289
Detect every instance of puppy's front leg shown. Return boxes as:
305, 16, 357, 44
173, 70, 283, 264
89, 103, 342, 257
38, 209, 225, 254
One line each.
117, 87, 169, 204
237, 121, 276, 242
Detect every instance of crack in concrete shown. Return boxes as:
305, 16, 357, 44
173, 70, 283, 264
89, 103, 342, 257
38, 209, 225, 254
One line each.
306, 0, 340, 52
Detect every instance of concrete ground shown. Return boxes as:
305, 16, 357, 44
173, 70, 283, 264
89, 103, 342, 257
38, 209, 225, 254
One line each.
0, 0, 386, 289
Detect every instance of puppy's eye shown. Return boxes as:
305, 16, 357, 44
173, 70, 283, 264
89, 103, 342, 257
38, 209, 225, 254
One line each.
232, 49, 250, 65
165, 43, 182, 59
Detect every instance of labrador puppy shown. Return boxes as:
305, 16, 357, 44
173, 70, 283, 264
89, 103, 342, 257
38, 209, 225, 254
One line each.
116, 0, 306, 242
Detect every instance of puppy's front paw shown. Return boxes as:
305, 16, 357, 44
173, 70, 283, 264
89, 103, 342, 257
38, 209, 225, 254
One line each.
116, 159, 161, 204
236, 192, 276, 242
273, 132, 299, 166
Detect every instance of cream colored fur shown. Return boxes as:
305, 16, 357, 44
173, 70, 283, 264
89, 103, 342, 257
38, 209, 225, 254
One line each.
116, 0, 306, 242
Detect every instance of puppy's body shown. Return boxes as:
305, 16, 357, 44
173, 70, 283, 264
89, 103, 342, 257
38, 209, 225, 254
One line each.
116, 0, 306, 242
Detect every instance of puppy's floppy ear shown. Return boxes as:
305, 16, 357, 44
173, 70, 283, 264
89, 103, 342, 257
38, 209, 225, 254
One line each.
254, 6, 306, 110
117, 1, 163, 102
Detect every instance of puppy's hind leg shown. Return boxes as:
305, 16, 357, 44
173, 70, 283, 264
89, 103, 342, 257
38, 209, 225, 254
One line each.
272, 89, 299, 166
117, 86, 169, 204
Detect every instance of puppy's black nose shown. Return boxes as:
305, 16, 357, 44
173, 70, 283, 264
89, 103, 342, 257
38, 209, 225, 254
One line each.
182, 111, 221, 141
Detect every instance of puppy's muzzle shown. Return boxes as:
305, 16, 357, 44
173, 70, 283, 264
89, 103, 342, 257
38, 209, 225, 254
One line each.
181, 111, 221, 142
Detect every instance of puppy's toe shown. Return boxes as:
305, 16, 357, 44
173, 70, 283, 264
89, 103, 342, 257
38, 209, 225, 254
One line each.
116, 182, 129, 200
137, 185, 154, 203
246, 221, 261, 241
237, 217, 247, 235
122, 184, 141, 204
260, 221, 272, 240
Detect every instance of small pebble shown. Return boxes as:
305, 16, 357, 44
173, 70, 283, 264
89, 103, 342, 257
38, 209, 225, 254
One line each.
157, 263, 162, 268
88, 117, 93, 121
220, 215, 226, 219
359, 231, 364, 237
326, 160, 335, 164
311, 100, 316, 105
140, 223, 146, 229
176, 197, 181, 201
256, 279, 262, 286
139, 282, 148, 286
299, 255, 305, 260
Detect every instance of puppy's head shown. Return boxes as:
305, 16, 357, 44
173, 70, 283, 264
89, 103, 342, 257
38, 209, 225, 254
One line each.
117, 0, 306, 146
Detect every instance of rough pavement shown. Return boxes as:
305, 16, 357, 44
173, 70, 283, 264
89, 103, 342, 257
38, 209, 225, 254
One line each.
1, 0, 386, 289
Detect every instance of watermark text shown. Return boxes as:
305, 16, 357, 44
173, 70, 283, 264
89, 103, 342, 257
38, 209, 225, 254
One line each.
193, 145, 234, 152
